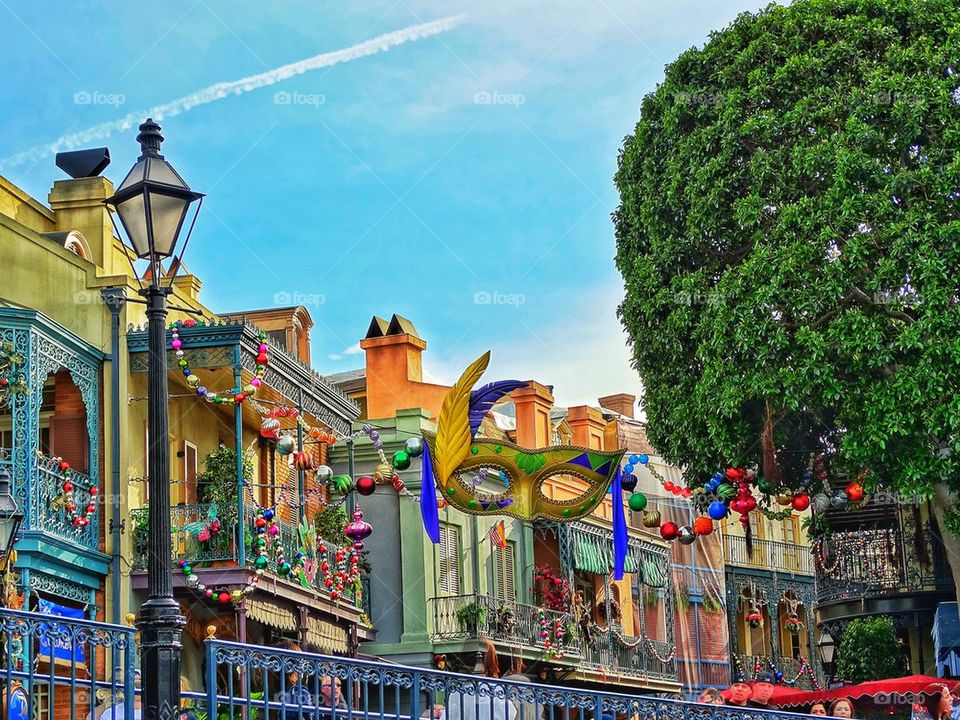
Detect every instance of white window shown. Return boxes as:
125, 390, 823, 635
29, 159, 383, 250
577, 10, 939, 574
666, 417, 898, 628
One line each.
438, 524, 462, 594
493, 542, 515, 600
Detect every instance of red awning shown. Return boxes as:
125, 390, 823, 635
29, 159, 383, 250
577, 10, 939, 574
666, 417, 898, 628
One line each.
772, 675, 960, 708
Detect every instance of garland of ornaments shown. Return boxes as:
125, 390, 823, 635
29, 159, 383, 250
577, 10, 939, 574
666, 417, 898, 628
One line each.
620, 454, 870, 548
44, 454, 98, 528
171, 318, 269, 404
732, 651, 821, 689
538, 610, 566, 660
317, 541, 361, 601
0, 342, 28, 409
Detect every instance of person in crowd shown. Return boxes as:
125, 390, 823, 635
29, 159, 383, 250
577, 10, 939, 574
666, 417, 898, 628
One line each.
697, 688, 724, 705
446, 640, 517, 720
726, 683, 753, 707
502, 662, 541, 720
748, 674, 777, 709
829, 698, 855, 719
275, 640, 320, 720
915, 683, 957, 720
810, 703, 827, 716
319, 675, 347, 711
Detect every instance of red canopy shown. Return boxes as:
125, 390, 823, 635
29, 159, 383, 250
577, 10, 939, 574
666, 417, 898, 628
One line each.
772, 675, 959, 708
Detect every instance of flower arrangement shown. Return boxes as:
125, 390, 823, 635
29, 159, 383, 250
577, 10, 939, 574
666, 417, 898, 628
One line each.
532, 565, 571, 612
784, 615, 804, 635
746, 611, 764, 629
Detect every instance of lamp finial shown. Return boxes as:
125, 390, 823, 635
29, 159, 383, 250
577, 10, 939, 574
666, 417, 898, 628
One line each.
137, 118, 164, 159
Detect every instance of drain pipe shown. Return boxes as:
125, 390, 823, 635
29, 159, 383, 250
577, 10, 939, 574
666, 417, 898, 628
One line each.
102, 288, 126, 626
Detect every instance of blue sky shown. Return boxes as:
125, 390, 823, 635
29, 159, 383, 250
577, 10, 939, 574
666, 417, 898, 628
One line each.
0, 0, 767, 406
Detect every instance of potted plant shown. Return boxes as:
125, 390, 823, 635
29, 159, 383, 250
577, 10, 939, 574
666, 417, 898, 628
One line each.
746, 611, 764, 629
784, 615, 804, 635
456, 601, 486, 634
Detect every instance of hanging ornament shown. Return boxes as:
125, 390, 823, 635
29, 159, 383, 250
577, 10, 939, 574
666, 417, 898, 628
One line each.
391, 449, 411, 471
677, 525, 696, 545
776, 493, 794, 507
355, 475, 376, 497
642, 509, 661, 528
343, 507, 373, 550
693, 516, 713, 535
627, 492, 648, 512
331, 474, 354, 496
47, 457, 98, 528
293, 451, 314, 471
812, 493, 830, 513
708, 501, 728, 520
374, 463, 397, 485
276, 435, 297, 456
659, 521, 679, 541
621, 473, 638, 492
404, 437, 424, 457
172, 320, 269, 404
791, 494, 810, 511
315, 465, 334, 484
830, 491, 848, 509
260, 417, 281, 439
845, 481, 864, 502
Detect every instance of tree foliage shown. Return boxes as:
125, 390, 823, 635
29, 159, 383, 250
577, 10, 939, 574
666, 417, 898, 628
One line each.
614, 0, 960, 509
835, 616, 903, 682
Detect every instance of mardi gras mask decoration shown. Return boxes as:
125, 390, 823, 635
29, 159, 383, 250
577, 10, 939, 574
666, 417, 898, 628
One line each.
419, 352, 629, 578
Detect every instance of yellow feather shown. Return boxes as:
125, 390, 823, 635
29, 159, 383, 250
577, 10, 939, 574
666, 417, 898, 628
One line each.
434, 351, 491, 485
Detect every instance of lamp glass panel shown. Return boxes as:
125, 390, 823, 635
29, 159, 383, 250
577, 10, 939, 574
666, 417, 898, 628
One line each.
115, 192, 150, 257
144, 157, 188, 188
146, 190, 191, 257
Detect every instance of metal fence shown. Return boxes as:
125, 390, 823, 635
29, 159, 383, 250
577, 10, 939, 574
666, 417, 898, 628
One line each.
0, 608, 136, 720
203, 638, 813, 720
724, 537, 812, 576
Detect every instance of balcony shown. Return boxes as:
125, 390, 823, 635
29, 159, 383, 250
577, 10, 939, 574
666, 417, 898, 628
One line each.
131, 502, 362, 608
724, 536, 813, 575
429, 593, 581, 656
428, 594, 677, 682
814, 524, 953, 605
736, 654, 819, 690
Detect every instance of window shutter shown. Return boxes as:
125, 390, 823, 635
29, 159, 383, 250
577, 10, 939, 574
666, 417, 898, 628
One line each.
438, 524, 461, 594
50, 413, 89, 474
184, 441, 198, 504
494, 542, 515, 600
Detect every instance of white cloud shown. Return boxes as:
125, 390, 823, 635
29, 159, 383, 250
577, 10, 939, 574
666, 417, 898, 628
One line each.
327, 341, 363, 361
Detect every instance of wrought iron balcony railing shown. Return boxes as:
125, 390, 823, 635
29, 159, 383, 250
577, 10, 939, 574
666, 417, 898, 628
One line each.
724, 535, 813, 575
130, 502, 361, 607
814, 525, 953, 604
0, 449, 98, 550
429, 593, 581, 656
429, 594, 678, 681
736, 654, 820, 690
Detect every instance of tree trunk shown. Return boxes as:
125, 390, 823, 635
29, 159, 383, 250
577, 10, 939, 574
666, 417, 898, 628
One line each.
929, 484, 960, 600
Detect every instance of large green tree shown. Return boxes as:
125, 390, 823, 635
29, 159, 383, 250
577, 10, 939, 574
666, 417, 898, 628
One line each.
614, 0, 960, 572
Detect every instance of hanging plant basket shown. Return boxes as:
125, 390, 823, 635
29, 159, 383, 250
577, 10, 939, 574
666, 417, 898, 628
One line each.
784, 616, 804, 635
746, 612, 764, 629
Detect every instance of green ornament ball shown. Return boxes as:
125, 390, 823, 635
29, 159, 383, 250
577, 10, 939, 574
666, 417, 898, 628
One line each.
628, 492, 648, 512
392, 450, 411, 471
181, 565, 192, 575
757, 478, 773, 494
332, 474, 354, 495
254, 555, 268, 569
278, 562, 292, 577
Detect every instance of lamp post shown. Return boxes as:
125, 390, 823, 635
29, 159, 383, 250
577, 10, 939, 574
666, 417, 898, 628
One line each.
105, 118, 203, 719
0, 465, 23, 571
817, 629, 836, 686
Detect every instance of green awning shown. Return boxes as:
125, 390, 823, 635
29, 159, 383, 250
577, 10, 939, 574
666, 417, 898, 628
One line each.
568, 524, 667, 585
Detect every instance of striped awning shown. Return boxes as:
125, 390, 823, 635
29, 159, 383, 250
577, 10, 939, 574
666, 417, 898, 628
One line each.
568, 523, 667, 587
246, 597, 297, 632
305, 616, 350, 654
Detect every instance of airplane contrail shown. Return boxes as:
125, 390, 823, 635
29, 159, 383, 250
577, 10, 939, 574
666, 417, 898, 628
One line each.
1, 15, 465, 168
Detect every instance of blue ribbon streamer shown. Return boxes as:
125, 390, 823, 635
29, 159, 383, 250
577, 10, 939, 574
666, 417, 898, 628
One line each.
612, 466, 627, 580
420, 439, 440, 543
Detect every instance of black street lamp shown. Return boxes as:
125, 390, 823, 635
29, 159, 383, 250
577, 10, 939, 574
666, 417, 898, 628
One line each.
0, 466, 23, 571
105, 118, 203, 719
817, 629, 837, 686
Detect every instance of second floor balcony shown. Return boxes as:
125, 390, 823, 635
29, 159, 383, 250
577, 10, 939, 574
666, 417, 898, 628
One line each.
724, 535, 813, 575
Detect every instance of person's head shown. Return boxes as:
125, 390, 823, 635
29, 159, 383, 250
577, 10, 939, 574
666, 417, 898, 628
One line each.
280, 640, 303, 685
810, 703, 827, 716
752, 675, 776, 705
320, 675, 343, 707
728, 683, 752, 705
698, 688, 723, 705
482, 639, 500, 678
923, 683, 956, 718
830, 698, 854, 719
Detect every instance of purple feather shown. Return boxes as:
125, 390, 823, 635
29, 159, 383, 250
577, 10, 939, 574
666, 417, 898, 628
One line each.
468, 380, 527, 436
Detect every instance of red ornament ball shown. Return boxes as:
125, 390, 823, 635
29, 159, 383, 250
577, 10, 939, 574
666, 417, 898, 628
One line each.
59, 461, 71, 472
845, 482, 864, 502
660, 521, 679, 541
355, 475, 376, 496
792, 494, 810, 511
693, 517, 714, 535
663, 482, 675, 492
218, 592, 231, 604
62, 481, 73, 493
89, 487, 98, 496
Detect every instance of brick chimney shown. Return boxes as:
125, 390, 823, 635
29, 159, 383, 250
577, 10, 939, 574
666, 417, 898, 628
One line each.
598, 393, 636, 419
567, 405, 607, 450
512, 382, 554, 449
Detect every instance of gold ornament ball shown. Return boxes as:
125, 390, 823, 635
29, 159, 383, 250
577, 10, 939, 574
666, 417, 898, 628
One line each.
374, 463, 397, 484
231, 590, 244, 604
